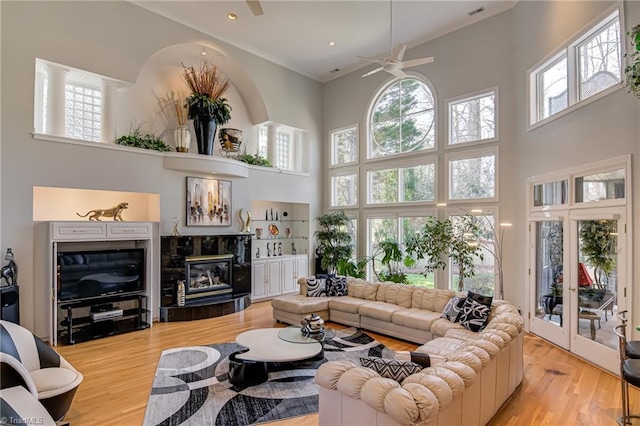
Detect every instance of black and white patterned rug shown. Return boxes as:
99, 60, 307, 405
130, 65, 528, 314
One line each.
143, 328, 392, 426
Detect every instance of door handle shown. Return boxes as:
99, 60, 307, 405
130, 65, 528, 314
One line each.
570, 287, 577, 292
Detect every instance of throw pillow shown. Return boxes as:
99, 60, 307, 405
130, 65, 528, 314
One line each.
394, 351, 447, 368
326, 276, 348, 297
360, 357, 422, 382
467, 290, 493, 307
306, 276, 327, 297
441, 296, 466, 322
457, 298, 492, 332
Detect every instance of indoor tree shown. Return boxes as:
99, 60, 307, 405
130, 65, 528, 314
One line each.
314, 210, 352, 274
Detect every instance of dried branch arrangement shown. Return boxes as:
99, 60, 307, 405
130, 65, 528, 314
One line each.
182, 58, 229, 100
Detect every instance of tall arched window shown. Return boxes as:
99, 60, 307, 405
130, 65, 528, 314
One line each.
368, 78, 435, 159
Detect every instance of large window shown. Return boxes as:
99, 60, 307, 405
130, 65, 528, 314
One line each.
447, 147, 498, 201
368, 78, 435, 158
331, 170, 358, 207
366, 161, 436, 205
529, 6, 622, 127
448, 88, 497, 146
331, 125, 358, 166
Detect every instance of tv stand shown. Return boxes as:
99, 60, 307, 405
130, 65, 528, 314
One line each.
48, 222, 154, 345
59, 293, 149, 345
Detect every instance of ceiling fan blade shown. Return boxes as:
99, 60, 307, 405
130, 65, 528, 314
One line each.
362, 67, 384, 78
392, 44, 407, 62
357, 56, 385, 65
401, 57, 434, 69
245, 0, 264, 16
389, 68, 407, 79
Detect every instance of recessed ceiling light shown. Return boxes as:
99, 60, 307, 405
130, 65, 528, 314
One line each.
328, 41, 336, 47
227, 13, 238, 20
201, 50, 207, 56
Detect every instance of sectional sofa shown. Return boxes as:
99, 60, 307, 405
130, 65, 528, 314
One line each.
270, 277, 524, 425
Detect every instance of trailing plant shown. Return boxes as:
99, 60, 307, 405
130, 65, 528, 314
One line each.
405, 215, 484, 291
182, 59, 232, 124
236, 151, 272, 167
115, 122, 171, 152
625, 24, 640, 100
315, 210, 352, 274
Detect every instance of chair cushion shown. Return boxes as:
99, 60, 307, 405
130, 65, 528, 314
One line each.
627, 341, 640, 359
623, 359, 640, 388
31, 367, 80, 393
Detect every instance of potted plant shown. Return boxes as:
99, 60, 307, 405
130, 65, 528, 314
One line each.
183, 59, 232, 155
314, 210, 352, 274
115, 122, 171, 152
405, 215, 483, 291
625, 23, 640, 99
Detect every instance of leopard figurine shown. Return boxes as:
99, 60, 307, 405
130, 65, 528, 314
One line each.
76, 202, 129, 221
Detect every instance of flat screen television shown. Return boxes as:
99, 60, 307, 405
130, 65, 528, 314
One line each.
57, 248, 145, 301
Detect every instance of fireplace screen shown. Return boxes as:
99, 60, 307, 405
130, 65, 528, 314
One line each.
185, 254, 233, 299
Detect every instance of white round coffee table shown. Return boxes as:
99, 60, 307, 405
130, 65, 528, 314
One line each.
229, 328, 324, 386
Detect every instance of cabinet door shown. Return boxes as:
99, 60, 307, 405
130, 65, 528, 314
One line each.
52, 222, 105, 240
266, 260, 282, 297
251, 262, 268, 300
106, 223, 151, 239
295, 256, 309, 281
282, 258, 297, 294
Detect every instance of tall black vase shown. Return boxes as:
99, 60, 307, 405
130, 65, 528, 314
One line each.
193, 116, 217, 155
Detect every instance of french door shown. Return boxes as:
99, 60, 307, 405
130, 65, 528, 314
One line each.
529, 207, 626, 373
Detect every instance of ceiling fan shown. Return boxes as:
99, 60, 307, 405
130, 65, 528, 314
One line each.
245, 0, 264, 16
360, 0, 434, 79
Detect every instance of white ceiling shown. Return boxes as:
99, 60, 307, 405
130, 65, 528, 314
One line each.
133, 0, 517, 83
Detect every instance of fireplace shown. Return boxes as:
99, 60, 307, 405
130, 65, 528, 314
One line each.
185, 254, 233, 299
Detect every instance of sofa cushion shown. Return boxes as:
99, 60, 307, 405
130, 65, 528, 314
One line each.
306, 276, 327, 297
457, 298, 491, 332
441, 296, 465, 322
430, 317, 466, 337
359, 301, 404, 322
391, 308, 442, 331
271, 294, 330, 314
412, 288, 456, 311
328, 296, 371, 314
348, 281, 379, 300
375, 283, 415, 308
326, 276, 348, 296
360, 357, 422, 382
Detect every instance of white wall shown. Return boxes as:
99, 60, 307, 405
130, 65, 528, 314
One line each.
0, 1, 323, 337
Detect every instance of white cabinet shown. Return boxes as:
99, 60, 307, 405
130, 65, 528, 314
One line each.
252, 255, 308, 301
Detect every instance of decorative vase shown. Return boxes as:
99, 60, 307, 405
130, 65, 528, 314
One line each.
177, 280, 186, 307
174, 126, 191, 153
192, 116, 217, 155
218, 128, 243, 158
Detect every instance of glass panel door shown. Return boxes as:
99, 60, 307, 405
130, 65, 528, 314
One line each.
529, 218, 569, 349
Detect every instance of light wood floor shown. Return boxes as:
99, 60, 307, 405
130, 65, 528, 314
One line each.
55, 301, 635, 425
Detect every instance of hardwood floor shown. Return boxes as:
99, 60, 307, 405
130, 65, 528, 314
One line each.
55, 301, 633, 425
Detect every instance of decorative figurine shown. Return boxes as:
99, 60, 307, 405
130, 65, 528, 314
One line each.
255, 228, 263, 239
285, 228, 291, 238
256, 247, 260, 258
278, 242, 282, 256
275, 211, 279, 221
177, 280, 186, 307
291, 242, 297, 255
238, 208, 251, 232
0, 248, 17, 286
301, 313, 325, 335
76, 202, 128, 221
171, 217, 181, 236
267, 244, 272, 257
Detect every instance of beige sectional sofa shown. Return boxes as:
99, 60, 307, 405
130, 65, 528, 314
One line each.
270, 277, 524, 426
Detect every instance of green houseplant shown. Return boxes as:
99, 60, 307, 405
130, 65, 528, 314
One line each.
236, 151, 272, 167
315, 210, 352, 274
115, 122, 171, 152
625, 23, 640, 99
183, 59, 232, 155
579, 219, 617, 284
405, 215, 483, 291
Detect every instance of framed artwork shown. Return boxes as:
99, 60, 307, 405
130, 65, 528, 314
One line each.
186, 177, 232, 226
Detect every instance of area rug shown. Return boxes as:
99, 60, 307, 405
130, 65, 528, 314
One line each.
142, 327, 392, 426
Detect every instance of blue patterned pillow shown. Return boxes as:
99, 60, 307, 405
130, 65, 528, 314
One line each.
326, 276, 348, 296
441, 296, 466, 322
458, 298, 492, 332
360, 357, 422, 382
306, 276, 327, 297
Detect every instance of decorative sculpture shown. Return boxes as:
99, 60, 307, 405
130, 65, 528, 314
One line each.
301, 313, 325, 335
171, 217, 181, 236
76, 202, 128, 221
0, 248, 17, 286
238, 208, 251, 233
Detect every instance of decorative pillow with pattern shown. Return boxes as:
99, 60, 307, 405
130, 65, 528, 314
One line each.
326, 276, 348, 296
457, 298, 492, 332
360, 357, 423, 382
306, 276, 327, 297
467, 290, 493, 307
394, 351, 447, 368
441, 296, 466, 322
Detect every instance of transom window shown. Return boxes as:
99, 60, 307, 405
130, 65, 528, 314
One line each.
331, 125, 358, 166
368, 78, 435, 158
528, 6, 622, 128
